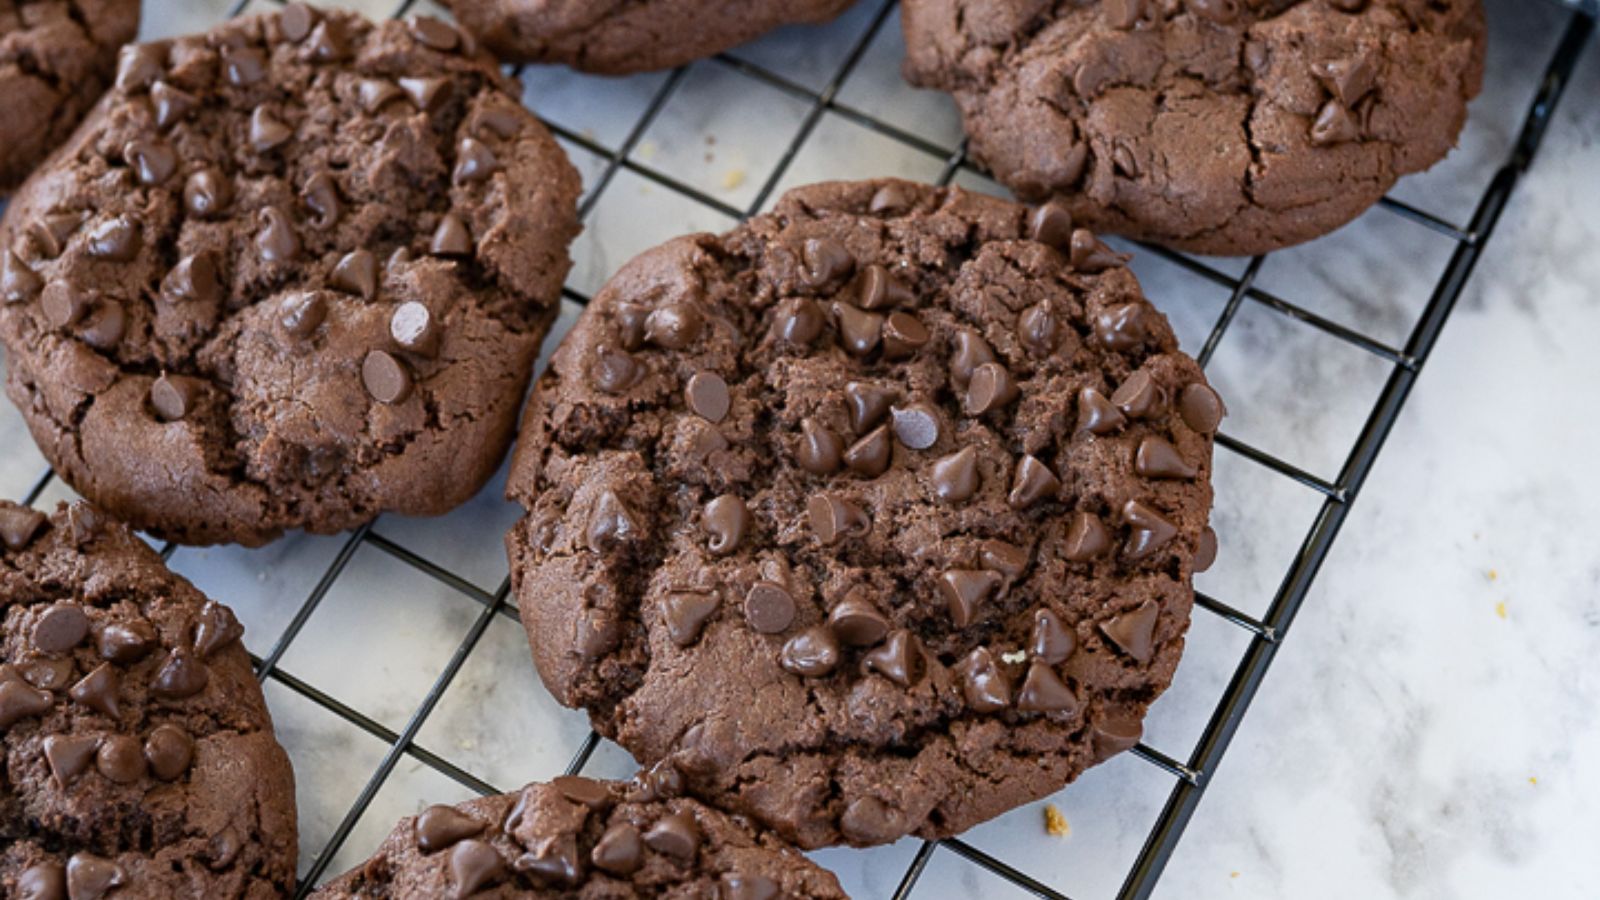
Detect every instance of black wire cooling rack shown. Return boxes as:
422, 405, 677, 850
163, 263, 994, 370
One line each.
7, 0, 1595, 897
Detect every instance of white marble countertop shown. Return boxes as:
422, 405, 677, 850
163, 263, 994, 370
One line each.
0, 0, 1595, 897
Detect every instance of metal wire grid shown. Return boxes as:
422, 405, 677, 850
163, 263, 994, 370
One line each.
8, 1, 1594, 897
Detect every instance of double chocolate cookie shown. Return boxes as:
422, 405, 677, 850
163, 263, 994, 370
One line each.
507, 179, 1221, 848
446, 0, 856, 74
314, 772, 848, 898
0, 499, 297, 897
0, 0, 141, 193
901, 0, 1487, 256
0, 6, 582, 546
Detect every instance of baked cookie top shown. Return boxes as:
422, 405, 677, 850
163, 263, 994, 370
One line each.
446, 0, 856, 74
507, 179, 1221, 848
902, 0, 1487, 256
0, 499, 296, 898
0, 0, 141, 192
0, 6, 581, 546
314, 772, 848, 899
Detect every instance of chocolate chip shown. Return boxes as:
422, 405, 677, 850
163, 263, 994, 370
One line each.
662, 592, 719, 647
0, 504, 46, 551
116, 44, 164, 92
1, 251, 42, 303
1123, 499, 1178, 561
44, 734, 100, 789
87, 217, 140, 261
862, 629, 922, 687
845, 382, 895, 434
1030, 608, 1076, 664
249, 106, 292, 153
144, 724, 194, 781
1070, 229, 1128, 272
207, 826, 242, 872
430, 214, 472, 256
1180, 382, 1226, 433
162, 253, 221, 305
152, 81, 198, 129
800, 236, 854, 289
359, 78, 404, 112
949, 328, 996, 389
723, 873, 781, 900
979, 539, 1029, 580
1094, 302, 1146, 351
844, 425, 892, 477
1311, 100, 1360, 145
449, 840, 505, 898
592, 823, 644, 876
0, 678, 53, 727
96, 734, 146, 782
69, 663, 120, 718
363, 350, 413, 405
472, 105, 524, 139
1092, 712, 1144, 762
685, 371, 730, 423
256, 207, 300, 263
1314, 55, 1377, 106
65, 853, 125, 900
552, 774, 612, 808
19, 658, 72, 691
857, 264, 914, 310
78, 301, 127, 351
409, 14, 461, 50
965, 362, 1018, 416
1077, 387, 1127, 435
151, 647, 209, 699
1101, 598, 1160, 663
590, 345, 640, 394
869, 182, 914, 215
643, 811, 701, 860
280, 2, 317, 42
454, 138, 499, 185
1189, 0, 1240, 24
796, 418, 843, 475
330, 249, 378, 300
391, 302, 440, 356
939, 569, 1000, 628
124, 138, 176, 185
1111, 369, 1163, 418
834, 303, 883, 357
744, 581, 795, 634
1064, 511, 1111, 561
882, 311, 930, 359
703, 495, 750, 556
828, 591, 889, 646
278, 293, 326, 340
587, 490, 638, 552
65, 502, 99, 545
302, 172, 341, 229
807, 494, 869, 545
400, 76, 450, 113
958, 647, 1011, 712
193, 600, 244, 658
40, 283, 87, 330
1008, 454, 1060, 509
149, 374, 201, 423
1018, 301, 1060, 356
891, 403, 941, 450
1103, 0, 1144, 29
929, 447, 979, 503
512, 834, 581, 886
1195, 526, 1218, 573
1136, 435, 1198, 479
31, 603, 89, 654
184, 169, 231, 218
772, 296, 825, 345
1017, 661, 1079, 714
222, 46, 266, 87
305, 19, 350, 62
778, 626, 839, 678
416, 805, 486, 852
97, 621, 155, 664
1029, 202, 1073, 249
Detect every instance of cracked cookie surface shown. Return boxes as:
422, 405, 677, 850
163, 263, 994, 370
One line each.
901, 0, 1486, 256
507, 179, 1220, 848
0, 0, 139, 193
0, 499, 296, 898
0, 5, 582, 546
314, 773, 848, 898
445, 0, 856, 74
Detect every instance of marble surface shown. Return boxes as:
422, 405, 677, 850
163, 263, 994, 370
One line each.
0, 0, 1595, 897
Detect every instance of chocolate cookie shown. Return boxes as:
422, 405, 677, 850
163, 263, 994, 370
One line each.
0, 499, 297, 897
506, 179, 1221, 848
313, 772, 848, 899
901, 0, 1487, 256
446, 0, 856, 74
0, 0, 140, 193
0, 6, 582, 546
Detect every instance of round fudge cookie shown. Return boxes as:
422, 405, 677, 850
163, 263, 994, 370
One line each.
901, 0, 1486, 256
314, 771, 849, 899
506, 179, 1222, 848
0, 6, 582, 546
446, 0, 856, 75
0, 499, 296, 897
0, 0, 140, 193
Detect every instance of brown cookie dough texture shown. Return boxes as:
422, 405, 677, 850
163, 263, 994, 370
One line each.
0, 499, 297, 898
0, 6, 582, 546
507, 179, 1223, 848
0, 0, 140, 193
314, 773, 848, 899
901, 0, 1486, 256
446, 0, 857, 74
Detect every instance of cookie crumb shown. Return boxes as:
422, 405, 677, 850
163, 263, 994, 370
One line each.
1487, 568, 1498, 581
1043, 804, 1070, 837
722, 168, 746, 190
636, 140, 658, 161
1231, 871, 1240, 879
1000, 650, 1027, 664
1529, 776, 1538, 786
1495, 601, 1507, 620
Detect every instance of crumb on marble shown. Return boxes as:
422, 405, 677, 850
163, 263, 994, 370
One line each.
636, 140, 658, 161
722, 168, 746, 190
1043, 804, 1070, 837
1487, 568, 1498, 581
1495, 601, 1508, 620
1529, 776, 1538, 786
1231, 871, 1240, 879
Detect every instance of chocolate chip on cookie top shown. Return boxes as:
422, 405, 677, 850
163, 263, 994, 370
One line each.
312, 770, 849, 899
0, 499, 296, 896
0, 6, 582, 546
901, 0, 1487, 256
507, 179, 1222, 848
